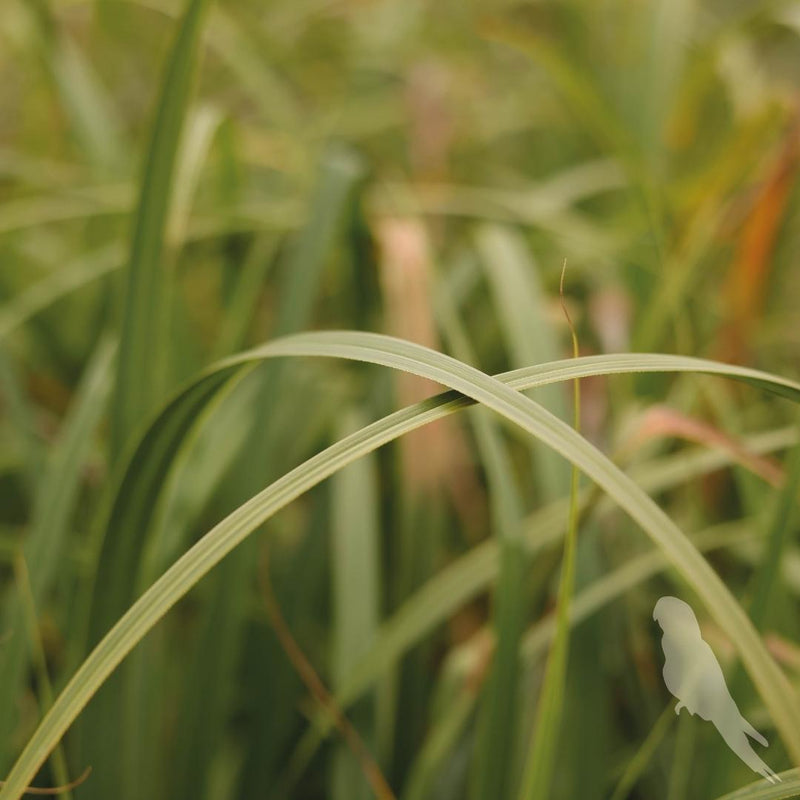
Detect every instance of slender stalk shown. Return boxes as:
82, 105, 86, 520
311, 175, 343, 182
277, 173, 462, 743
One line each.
13, 555, 84, 800
258, 549, 396, 800
0, 768, 91, 798
518, 261, 582, 799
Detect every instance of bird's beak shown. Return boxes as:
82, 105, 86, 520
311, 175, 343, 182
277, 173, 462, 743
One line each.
652, 609, 659, 622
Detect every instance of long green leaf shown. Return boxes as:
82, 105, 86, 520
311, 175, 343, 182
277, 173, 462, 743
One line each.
110, 0, 211, 459
714, 769, 800, 800
3, 334, 800, 798
331, 410, 382, 800
708, 434, 800, 796
74, 368, 239, 800
166, 144, 363, 800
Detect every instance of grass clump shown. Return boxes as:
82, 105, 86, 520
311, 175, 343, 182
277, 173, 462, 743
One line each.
2, 1, 800, 799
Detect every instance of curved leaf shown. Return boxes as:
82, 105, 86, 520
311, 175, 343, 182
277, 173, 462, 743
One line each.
3, 333, 800, 798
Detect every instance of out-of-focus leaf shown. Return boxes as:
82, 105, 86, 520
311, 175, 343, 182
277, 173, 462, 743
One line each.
110, 0, 211, 459
0, 339, 115, 767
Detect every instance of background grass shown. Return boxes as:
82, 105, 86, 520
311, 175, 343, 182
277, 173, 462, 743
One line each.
2, 0, 800, 798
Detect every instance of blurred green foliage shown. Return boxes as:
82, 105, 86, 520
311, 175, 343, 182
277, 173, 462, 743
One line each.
2, 0, 800, 798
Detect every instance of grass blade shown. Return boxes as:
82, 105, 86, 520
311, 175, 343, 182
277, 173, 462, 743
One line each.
166, 103, 223, 250
3, 335, 800, 798
212, 234, 279, 359
517, 265, 582, 800
22, 0, 124, 170
295, 429, 794, 763
163, 144, 364, 800
75, 369, 239, 800
713, 769, 800, 800
0, 245, 123, 344
708, 435, 800, 796
273, 144, 365, 338
331, 410, 383, 800
0, 349, 43, 495
0, 339, 115, 766
110, 0, 211, 459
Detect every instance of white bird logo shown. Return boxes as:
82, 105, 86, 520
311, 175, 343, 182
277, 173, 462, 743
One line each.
653, 596, 780, 784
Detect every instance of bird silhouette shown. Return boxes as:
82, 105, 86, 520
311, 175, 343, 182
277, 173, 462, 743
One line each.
653, 596, 780, 784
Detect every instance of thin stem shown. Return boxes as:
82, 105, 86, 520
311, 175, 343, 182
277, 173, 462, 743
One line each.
13, 554, 77, 800
257, 548, 397, 800
0, 768, 92, 797
518, 260, 582, 799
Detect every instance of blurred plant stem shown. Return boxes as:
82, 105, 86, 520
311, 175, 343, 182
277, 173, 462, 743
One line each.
518, 262, 582, 800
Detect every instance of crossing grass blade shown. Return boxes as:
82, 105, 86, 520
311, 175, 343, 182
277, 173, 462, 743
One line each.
0, 244, 123, 344
22, 0, 124, 171
127, 0, 301, 127
3, 334, 800, 798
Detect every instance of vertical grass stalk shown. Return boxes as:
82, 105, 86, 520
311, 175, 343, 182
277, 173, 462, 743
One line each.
110, 0, 211, 460
518, 263, 582, 799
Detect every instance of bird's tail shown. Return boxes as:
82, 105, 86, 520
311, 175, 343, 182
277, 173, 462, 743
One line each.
757, 763, 781, 785
739, 714, 768, 748
715, 719, 782, 784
